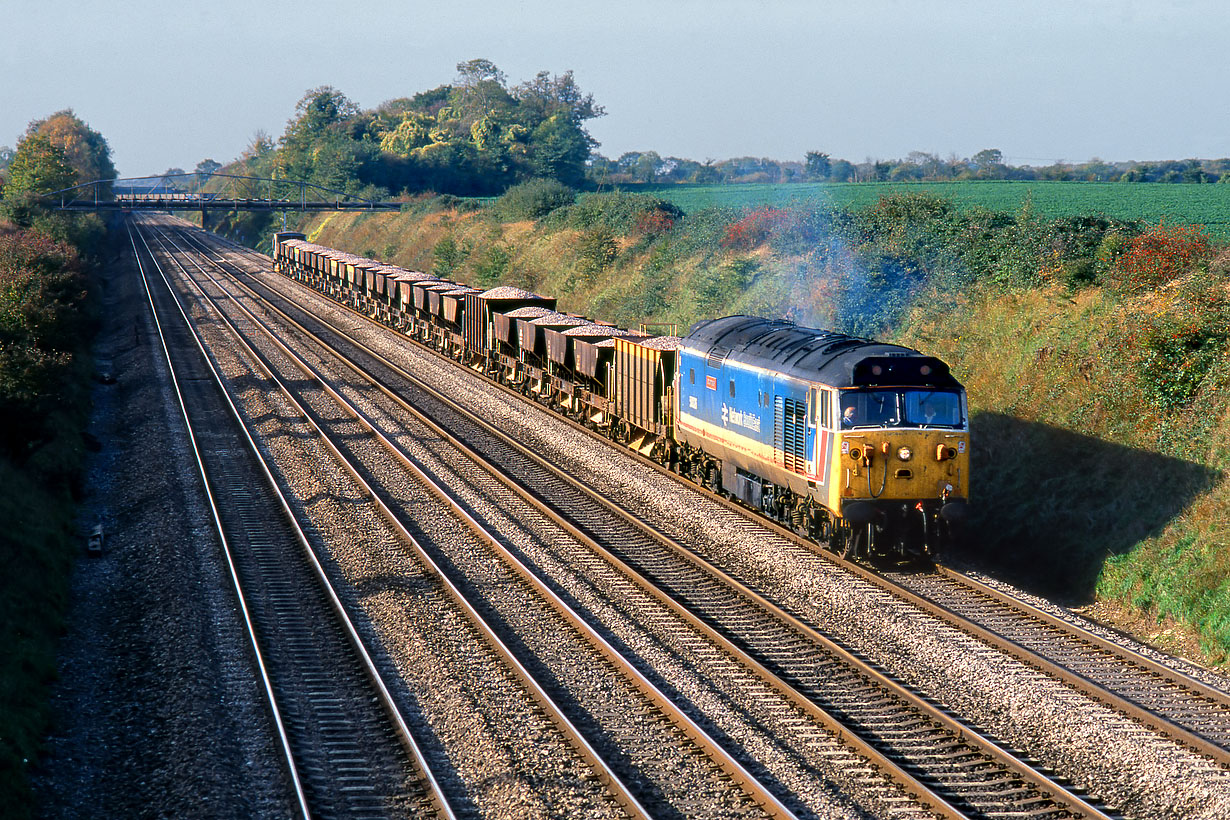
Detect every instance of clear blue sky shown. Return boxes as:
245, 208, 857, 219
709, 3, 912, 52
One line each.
4, 0, 1228, 178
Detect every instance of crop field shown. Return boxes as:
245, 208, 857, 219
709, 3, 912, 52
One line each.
630, 181, 1230, 237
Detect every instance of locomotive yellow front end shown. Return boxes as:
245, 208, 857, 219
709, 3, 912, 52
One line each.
830, 376, 970, 560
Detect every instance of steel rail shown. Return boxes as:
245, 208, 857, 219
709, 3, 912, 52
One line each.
297, 230, 1227, 763
131, 217, 458, 820
152, 216, 808, 820
169, 224, 964, 816
140, 218, 757, 820
125, 219, 313, 819
168, 219, 1121, 819
202, 221, 1230, 766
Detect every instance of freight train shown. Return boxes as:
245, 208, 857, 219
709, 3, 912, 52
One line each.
271, 231, 969, 561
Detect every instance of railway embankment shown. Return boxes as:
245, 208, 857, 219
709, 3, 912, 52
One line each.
279, 190, 1230, 667
0, 218, 102, 820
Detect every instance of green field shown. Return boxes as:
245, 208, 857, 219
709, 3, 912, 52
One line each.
627, 181, 1230, 237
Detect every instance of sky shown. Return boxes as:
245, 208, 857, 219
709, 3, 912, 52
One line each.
4, 0, 1229, 178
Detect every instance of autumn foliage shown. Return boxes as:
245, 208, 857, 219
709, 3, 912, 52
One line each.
720, 206, 791, 250
633, 207, 675, 235
0, 225, 87, 457
1112, 221, 1212, 290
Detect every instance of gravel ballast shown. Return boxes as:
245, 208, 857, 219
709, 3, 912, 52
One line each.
31, 242, 294, 818
245, 249, 1230, 820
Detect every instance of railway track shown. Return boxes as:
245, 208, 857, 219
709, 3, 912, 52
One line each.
201, 220, 1230, 773
137, 214, 803, 819
128, 221, 451, 819
888, 566, 1230, 765
148, 216, 1143, 819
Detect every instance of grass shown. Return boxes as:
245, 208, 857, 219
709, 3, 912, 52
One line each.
625, 181, 1230, 237
897, 280, 1230, 662
293, 189, 1230, 664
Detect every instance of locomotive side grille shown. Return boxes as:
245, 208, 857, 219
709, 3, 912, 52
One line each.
774, 397, 807, 474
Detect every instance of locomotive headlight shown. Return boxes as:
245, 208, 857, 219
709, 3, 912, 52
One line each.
897, 446, 912, 462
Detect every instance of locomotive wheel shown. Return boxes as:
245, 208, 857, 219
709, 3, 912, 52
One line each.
841, 525, 862, 560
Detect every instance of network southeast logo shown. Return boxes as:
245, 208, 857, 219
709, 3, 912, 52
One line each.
721, 403, 761, 433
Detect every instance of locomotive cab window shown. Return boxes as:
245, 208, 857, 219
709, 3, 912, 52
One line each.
903, 390, 963, 427
840, 390, 900, 428
729, 379, 736, 398
818, 389, 832, 428
840, 389, 963, 429
689, 368, 695, 385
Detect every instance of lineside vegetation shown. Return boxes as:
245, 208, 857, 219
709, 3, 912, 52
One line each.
299, 188, 1230, 664
0, 109, 112, 820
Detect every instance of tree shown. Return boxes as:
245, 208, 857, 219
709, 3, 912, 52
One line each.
633, 151, 664, 182
828, 159, 855, 182
456, 58, 506, 88
24, 110, 116, 187
972, 148, 1005, 178
279, 87, 362, 184
0, 227, 86, 456
160, 168, 187, 190
243, 131, 275, 161
527, 114, 591, 186
513, 70, 605, 127
195, 158, 222, 178
4, 135, 77, 197
804, 151, 831, 180
378, 112, 437, 157
692, 160, 720, 184
449, 59, 515, 128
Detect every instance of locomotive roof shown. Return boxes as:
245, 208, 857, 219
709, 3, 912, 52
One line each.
682, 316, 960, 388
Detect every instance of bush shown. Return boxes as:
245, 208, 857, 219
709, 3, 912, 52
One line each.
721, 206, 790, 250
1094, 231, 1130, 281
1060, 258, 1097, 289
575, 226, 617, 279
432, 235, 468, 276
1130, 268, 1230, 409
1138, 317, 1225, 409
697, 258, 756, 314
633, 207, 676, 235
1110, 222, 1212, 291
0, 227, 87, 459
545, 191, 683, 235
493, 178, 575, 220
471, 244, 512, 286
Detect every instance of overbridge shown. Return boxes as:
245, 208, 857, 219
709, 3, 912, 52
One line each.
40, 172, 403, 212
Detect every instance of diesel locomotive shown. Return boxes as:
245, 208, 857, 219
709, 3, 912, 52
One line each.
271, 231, 969, 560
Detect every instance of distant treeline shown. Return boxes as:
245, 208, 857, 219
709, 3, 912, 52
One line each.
85, 59, 1227, 203
592, 149, 1230, 186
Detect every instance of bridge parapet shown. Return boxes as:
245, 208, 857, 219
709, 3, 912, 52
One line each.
36, 172, 404, 212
